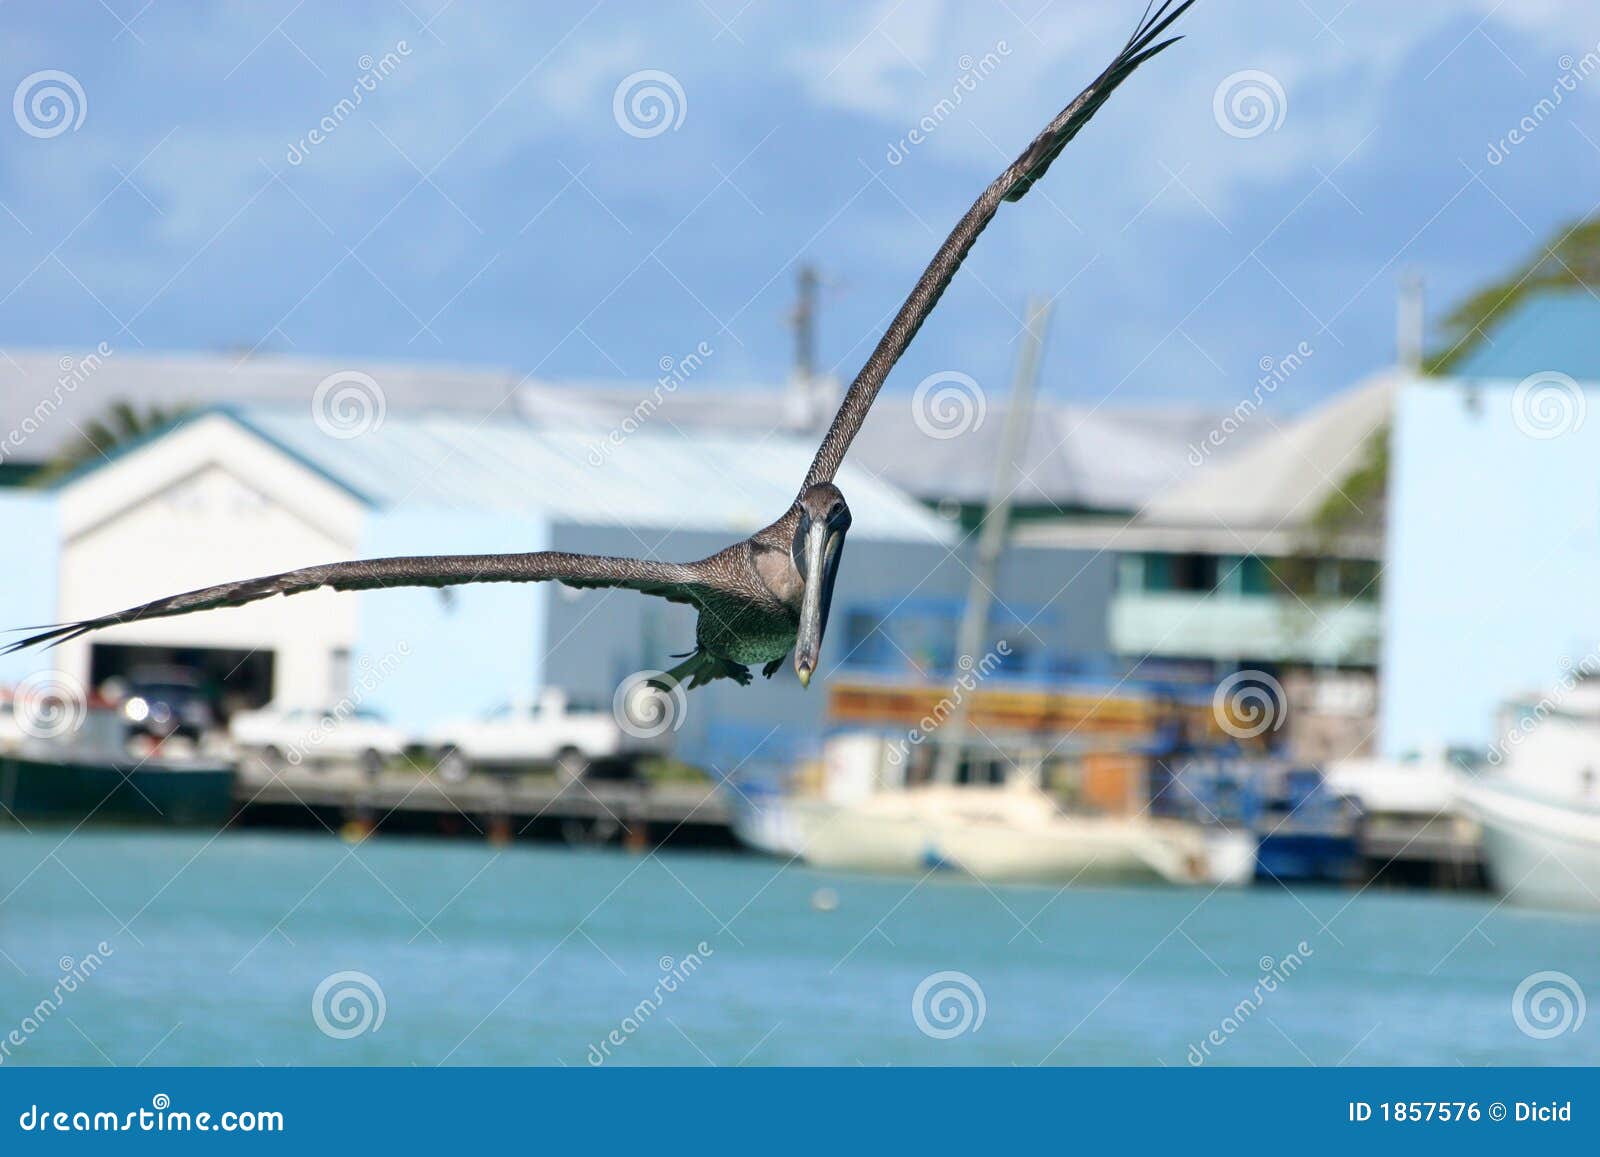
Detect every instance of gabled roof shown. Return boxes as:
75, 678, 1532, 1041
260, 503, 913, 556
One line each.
1017, 372, 1396, 558
94, 405, 954, 545
1137, 370, 1395, 537
1450, 288, 1600, 381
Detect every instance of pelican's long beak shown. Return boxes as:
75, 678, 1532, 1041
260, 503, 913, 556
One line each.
794, 517, 840, 690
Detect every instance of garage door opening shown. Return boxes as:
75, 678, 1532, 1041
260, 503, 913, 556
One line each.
89, 643, 275, 725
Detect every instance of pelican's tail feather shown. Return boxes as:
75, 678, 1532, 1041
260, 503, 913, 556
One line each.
650, 650, 752, 691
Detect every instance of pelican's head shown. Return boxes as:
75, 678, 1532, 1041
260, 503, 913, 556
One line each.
791, 483, 851, 688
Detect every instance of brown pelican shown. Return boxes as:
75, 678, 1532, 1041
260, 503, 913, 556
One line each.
6, 1, 1194, 690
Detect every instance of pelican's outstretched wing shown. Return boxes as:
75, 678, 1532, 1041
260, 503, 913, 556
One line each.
3, 552, 706, 653
802, 0, 1194, 489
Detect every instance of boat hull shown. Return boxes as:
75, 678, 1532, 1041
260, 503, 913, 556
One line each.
764, 791, 1254, 886
1457, 779, 1600, 912
0, 754, 236, 827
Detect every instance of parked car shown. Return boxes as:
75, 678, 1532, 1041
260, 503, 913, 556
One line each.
0, 691, 24, 753
115, 666, 215, 744
230, 704, 406, 776
423, 688, 663, 783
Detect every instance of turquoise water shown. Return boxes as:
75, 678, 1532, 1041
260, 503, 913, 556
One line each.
0, 828, 1595, 1067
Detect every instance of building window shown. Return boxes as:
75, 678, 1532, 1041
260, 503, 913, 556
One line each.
1141, 552, 1218, 593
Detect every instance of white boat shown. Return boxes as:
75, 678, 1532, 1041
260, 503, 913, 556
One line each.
1455, 683, 1600, 911
1457, 779, 1600, 911
1325, 749, 1461, 816
731, 733, 1255, 887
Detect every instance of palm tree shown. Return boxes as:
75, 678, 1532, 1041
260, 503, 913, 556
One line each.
32, 400, 190, 485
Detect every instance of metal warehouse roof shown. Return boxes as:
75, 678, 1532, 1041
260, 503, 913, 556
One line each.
0, 349, 523, 461
2, 345, 1263, 513
521, 377, 1269, 512
1450, 288, 1600, 381
227, 406, 954, 544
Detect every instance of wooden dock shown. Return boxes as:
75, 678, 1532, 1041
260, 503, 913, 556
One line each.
230, 763, 736, 849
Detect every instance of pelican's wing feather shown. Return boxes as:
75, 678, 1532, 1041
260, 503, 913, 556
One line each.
802, 0, 1194, 488
4, 552, 706, 654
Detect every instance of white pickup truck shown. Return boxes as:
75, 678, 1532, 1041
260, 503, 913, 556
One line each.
423, 688, 663, 782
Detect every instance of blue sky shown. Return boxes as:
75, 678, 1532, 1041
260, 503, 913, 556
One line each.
0, 0, 1597, 416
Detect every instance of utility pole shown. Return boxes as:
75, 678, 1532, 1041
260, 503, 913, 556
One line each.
1397, 271, 1425, 372
786, 263, 823, 431
792, 264, 819, 384
931, 296, 1053, 785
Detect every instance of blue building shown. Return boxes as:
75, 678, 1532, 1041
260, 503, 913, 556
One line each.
1383, 288, 1600, 754
0, 403, 1122, 771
